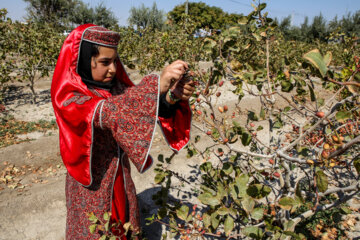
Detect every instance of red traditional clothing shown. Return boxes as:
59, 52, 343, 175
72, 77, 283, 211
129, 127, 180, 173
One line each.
51, 24, 192, 239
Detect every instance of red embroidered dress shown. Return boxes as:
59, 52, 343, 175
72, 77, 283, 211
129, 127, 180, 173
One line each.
51, 24, 192, 239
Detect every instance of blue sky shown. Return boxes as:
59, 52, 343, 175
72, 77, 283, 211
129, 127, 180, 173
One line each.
1, 0, 359, 26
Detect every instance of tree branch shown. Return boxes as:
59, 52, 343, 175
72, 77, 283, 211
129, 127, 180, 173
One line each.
327, 135, 360, 159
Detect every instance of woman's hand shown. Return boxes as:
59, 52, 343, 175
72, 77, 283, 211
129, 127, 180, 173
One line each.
169, 78, 196, 103
160, 60, 188, 94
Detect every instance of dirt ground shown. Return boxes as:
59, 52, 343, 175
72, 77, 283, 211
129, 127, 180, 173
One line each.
1, 65, 360, 240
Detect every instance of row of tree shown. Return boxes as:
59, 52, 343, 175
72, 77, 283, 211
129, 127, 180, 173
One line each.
275, 11, 360, 42
21, 0, 360, 42
24, 0, 117, 29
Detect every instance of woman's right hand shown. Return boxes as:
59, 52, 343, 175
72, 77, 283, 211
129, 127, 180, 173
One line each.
160, 60, 188, 94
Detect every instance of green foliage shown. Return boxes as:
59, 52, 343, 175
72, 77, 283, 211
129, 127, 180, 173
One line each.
15, 21, 63, 103
147, 2, 359, 239
24, 0, 78, 28
128, 2, 165, 30
276, 10, 360, 42
168, 2, 244, 30
0, 9, 17, 101
70, 2, 118, 28
25, 0, 118, 29
87, 212, 136, 239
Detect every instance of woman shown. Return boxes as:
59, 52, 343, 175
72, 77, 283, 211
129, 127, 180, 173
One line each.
51, 24, 194, 239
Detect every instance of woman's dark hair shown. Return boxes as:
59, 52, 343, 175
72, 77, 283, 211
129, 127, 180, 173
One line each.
91, 44, 100, 57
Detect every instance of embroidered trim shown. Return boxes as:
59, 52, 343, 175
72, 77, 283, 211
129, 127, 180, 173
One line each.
99, 100, 105, 130
139, 74, 160, 173
62, 93, 92, 107
81, 100, 103, 187
109, 146, 121, 213
82, 26, 120, 48
121, 152, 126, 191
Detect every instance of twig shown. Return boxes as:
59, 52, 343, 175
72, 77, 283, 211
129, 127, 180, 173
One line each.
291, 191, 360, 229
319, 183, 360, 197
327, 135, 360, 159
227, 145, 273, 159
282, 94, 359, 153
277, 150, 307, 164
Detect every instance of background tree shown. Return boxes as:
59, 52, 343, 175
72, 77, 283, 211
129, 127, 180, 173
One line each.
70, 2, 118, 29
168, 2, 244, 30
25, 0, 118, 29
24, 0, 78, 28
168, 2, 229, 30
128, 2, 165, 30
0, 9, 17, 102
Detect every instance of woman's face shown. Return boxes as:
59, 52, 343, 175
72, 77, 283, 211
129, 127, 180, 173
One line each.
91, 46, 117, 82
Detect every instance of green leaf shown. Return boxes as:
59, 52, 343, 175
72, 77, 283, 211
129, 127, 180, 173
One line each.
224, 216, 234, 236
308, 84, 316, 102
241, 132, 252, 146
248, 111, 259, 121
203, 213, 211, 228
281, 79, 293, 92
216, 183, 227, 201
238, 16, 248, 25
251, 207, 264, 220
323, 51, 332, 67
243, 226, 262, 239
228, 26, 241, 36
200, 162, 213, 173
273, 121, 283, 129
303, 49, 328, 78
335, 111, 352, 123
176, 205, 189, 221
195, 135, 201, 143
317, 98, 325, 107
157, 154, 164, 163
340, 206, 352, 214
89, 224, 97, 234
103, 212, 110, 221
211, 127, 220, 140
354, 158, 360, 175
284, 106, 291, 113
200, 185, 217, 195
88, 212, 99, 223
104, 220, 110, 232
198, 192, 221, 207
222, 162, 233, 175
283, 231, 303, 239
279, 197, 297, 211
203, 38, 217, 54
246, 184, 271, 199
316, 170, 328, 193
154, 172, 166, 184
260, 107, 265, 120
258, 3, 267, 11
211, 212, 220, 229
217, 207, 230, 216
242, 195, 255, 214
235, 174, 249, 197
256, 126, 264, 131
99, 236, 107, 240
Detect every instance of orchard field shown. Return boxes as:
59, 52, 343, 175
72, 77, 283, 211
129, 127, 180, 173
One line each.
1, 2, 360, 240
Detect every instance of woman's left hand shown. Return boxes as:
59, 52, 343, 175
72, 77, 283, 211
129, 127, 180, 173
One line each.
166, 77, 196, 104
